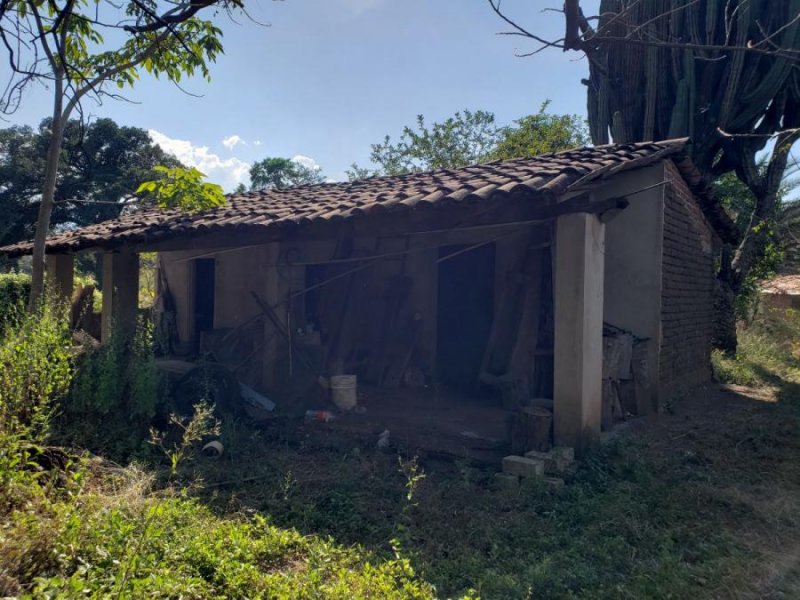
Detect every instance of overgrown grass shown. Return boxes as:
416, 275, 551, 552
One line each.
712, 305, 800, 393
3, 306, 800, 598
0, 309, 443, 598
185, 426, 762, 599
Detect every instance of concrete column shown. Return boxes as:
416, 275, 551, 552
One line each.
101, 252, 139, 343
553, 212, 606, 451
45, 253, 74, 302
262, 243, 286, 389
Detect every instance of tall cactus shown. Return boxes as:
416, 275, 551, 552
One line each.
576, 0, 800, 350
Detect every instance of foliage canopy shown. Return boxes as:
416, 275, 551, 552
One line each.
136, 166, 226, 212
249, 157, 326, 190
0, 118, 182, 248
348, 103, 587, 179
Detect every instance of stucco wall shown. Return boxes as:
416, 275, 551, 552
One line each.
599, 165, 665, 412
659, 161, 716, 396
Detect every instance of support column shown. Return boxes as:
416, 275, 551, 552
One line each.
101, 252, 139, 343
45, 253, 74, 302
262, 243, 286, 389
553, 212, 605, 451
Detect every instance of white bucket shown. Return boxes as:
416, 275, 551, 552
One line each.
330, 375, 357, 411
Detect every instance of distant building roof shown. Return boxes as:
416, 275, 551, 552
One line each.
762, 275, 800, 296
1, 138, 736, 257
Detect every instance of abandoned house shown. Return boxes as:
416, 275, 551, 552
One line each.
1, 139, 737, 455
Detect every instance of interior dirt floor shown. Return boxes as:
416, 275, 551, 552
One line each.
313, 385, 511, 462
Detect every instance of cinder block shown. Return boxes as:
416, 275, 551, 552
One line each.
549, 447, 575, 472
524, 450, 555, 472
494, 472, 520, 491
550, 446, 574, 462
544, 477, 565, 491
502, 455, 544, 478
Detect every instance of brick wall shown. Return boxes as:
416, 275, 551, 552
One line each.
660, 161, 716, 396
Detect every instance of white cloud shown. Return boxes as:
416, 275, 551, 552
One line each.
253, 140, 263, 146
292, 154, 322, 172
222, 134, 244, 150
149, 129, 250, 191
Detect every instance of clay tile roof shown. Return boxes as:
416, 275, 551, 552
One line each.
1, 138, 729, 256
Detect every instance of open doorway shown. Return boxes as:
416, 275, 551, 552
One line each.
436, 243, 495, 391
193, 258, 216, 339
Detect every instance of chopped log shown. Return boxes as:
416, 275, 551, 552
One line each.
70, 284, 95, 330
509, 406, 553, 454
601, 379, 625, 430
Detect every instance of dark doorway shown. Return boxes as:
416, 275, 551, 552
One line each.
437, 243, 495, 390
193, 258, 216, 337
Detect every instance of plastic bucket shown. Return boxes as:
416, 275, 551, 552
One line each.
330, 375, 357, 411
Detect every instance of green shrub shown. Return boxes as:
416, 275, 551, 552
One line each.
0, 302, 72, 440
0, 303, 73, 512
71, 317, 164, 419
0, 273, 31, 332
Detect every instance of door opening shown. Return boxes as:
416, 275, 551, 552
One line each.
193, 258, 216, 338
436, 243, 495, 391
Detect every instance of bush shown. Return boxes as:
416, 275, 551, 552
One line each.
0, 302, 73, 512
0, 302, 72, 441
0, 273, 31, 332
71, 317, 164, 419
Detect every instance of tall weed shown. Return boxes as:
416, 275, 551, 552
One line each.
0, 302, 72, 440
0, 302, 73, 511
70, 317, 164, 419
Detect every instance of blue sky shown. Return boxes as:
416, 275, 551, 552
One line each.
4, 0, 594, 190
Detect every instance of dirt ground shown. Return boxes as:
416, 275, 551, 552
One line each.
622, 382, 800, 599
183, 375, 800, 598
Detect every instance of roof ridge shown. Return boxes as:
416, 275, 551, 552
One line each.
0, 140, 703, 257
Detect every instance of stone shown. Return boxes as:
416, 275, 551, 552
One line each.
549, 446, 575, 473
494, 472, 520, 492
550, 446, 575, 461
524, 450, 555, 472
544, 477, 565, 491
502, 455, 545, 478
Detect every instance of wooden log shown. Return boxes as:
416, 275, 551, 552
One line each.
509, 406, 553, 454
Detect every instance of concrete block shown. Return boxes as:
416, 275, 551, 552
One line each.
544, 477, 565, 491
502, 455, 545, 478
494, 472, 520, 492
550, 446, 575, 472
524, 450, 555, 472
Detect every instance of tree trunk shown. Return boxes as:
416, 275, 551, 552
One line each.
28, 74, 66, 311
711, 262, 738, 355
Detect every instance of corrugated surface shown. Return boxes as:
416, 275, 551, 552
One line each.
2, 139, 718, 256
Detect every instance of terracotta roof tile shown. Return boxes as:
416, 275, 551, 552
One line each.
2, 139, 730, 256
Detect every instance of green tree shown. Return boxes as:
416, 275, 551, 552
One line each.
0, 118, 182, 250
249, 157, 326, 190
136, 166, 225, 212
714, 165, 799, 318
349, 110, 499, 178
490, 102, 589, 160
0, 0, 245, 309
347, 105, 587, 179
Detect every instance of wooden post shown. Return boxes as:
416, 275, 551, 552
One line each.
101, 251, 139, 343
45, 253, 74, 303
553, 212, 605, 451
262, 243, 286, 389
